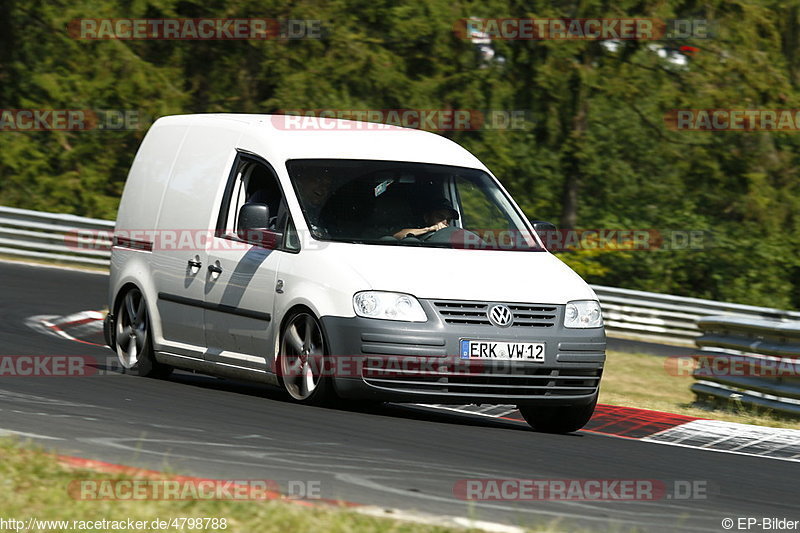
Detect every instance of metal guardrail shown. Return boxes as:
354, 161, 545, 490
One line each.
0, 206, 113, 266
2, 205, 800, 346
692, 316, 800, 417
592, 285, 800, 346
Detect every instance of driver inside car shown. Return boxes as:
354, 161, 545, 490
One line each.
393, 197, 460, 241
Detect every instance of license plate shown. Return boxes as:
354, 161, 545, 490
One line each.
460, 340, 545, 361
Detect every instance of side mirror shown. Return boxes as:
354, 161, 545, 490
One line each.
530, 220, 557, 245
237, 203, 281, 249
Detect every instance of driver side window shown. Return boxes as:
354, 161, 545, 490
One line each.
218, 155, 292, 248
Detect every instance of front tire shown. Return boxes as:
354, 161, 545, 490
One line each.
518, 398, 597, 434
278, 312, 336, 404
114, 288, 172, 378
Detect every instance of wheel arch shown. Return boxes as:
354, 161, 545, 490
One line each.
276, 303, 332, 356
112, 282, 143, 315
109, 282, 143, 348
274, 303, 336, 381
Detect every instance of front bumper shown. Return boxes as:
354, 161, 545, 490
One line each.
320, 300, 605, 406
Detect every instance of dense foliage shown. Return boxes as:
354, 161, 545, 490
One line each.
1, 0, 799, 308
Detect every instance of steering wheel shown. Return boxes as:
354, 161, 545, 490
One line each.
420, 225, 458, 243
417, 229, 440, 241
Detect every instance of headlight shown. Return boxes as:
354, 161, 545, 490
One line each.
564, 300, 603, 328
353, 291, 427, 322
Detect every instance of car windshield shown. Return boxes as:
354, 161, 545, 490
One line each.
286, 159, 543, 251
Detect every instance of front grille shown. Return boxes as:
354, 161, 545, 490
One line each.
362, 359, 600, 397
431, 300, 558, 328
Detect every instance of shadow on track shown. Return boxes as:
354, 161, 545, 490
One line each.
110, 368, 551, 434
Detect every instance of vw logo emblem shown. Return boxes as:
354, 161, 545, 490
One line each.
487, 304, 513, 327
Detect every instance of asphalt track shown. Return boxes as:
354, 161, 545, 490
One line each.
1, 261, 798, 532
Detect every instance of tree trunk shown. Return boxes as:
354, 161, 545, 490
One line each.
0, 0, 14, 101
559, 61, 589, 229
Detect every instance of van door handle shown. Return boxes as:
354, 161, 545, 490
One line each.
208, 264, 223, 275
188, 259, 202, 269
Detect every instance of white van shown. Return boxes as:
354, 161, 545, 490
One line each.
104, 114, 605, 433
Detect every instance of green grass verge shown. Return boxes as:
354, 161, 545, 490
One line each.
0, 439, 460, 533
1, 439, 602, 533
599, 350, 800, 429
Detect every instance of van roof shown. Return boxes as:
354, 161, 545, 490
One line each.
152, 113, 488, 170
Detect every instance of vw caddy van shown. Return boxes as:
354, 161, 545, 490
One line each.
104, 114, 605, 433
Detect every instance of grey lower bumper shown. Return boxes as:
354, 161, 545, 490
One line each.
103, 313, 115, 349
320, 304, 605, 407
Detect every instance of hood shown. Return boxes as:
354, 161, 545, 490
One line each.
322, 242, 597, 304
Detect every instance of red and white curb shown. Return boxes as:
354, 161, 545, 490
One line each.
54, 454, 525, 533
418, 403, 800, 462
26, 310, 106, 348
642, 419, 800, 461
